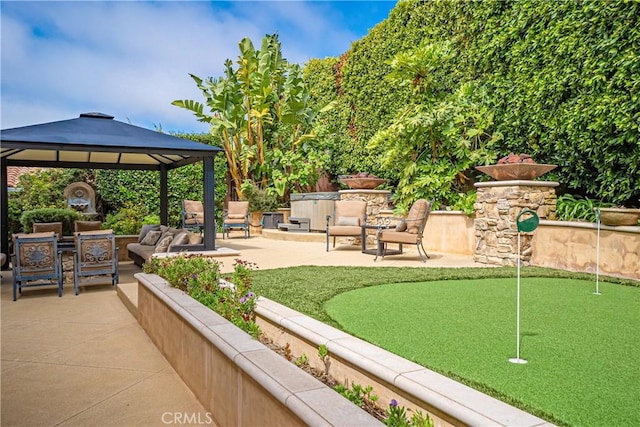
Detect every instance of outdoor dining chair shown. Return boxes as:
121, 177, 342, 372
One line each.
375, 199, 433, 262
73, 229, 119, 295
74, 220, 103, 232
32, 222, 63, 239
222, 201, 250, 239
11, 231, 63, 301
326, 200, 367, 251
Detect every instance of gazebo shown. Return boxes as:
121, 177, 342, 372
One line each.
1, 112, 223, 266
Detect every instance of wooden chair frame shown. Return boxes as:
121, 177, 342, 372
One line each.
11, 232, 63, 301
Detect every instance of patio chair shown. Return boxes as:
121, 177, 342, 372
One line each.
375, 199, 433, 262
222, 201, 250, 239
33, 222, 63, 240
75, 220, 102, 232
182, 200, 205, 234
73, 229, 119, 295
11, 231, 63, 301
326, 200, 367, 251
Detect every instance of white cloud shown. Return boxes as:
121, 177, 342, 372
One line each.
1, 1, 392, 133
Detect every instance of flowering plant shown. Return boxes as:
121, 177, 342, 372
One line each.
144, 255, 260, 337
385, 399, 433, 427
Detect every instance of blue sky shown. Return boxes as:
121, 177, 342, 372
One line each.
1, 1, 397, 134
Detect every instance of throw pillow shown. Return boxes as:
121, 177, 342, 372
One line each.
137, 224, 161, 243
188, 233, 203, 245
154, 233, 174, 252
395, 220, 407, 232
140, 230, 162, 246
168, 231, 190, 250
336, 216, 360, 226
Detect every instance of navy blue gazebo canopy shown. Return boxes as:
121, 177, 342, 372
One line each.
1, 112, 223, 261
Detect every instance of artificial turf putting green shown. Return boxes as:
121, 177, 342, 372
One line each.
324, 278, 639, 427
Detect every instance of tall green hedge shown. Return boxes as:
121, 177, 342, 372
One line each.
304, 0, 640, 206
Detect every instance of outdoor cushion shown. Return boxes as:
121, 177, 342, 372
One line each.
227, 214, 246, 219
379, 230, 420, 244
327, 225, 361, 236
137, 224, 161, 243
395, 220, 407, 232
155, 233, 174, 252
13, 231, 56, 240
405, 200, 429, 234
140, 230, 162, 246
227, 201, 249, 216
334, 200, 366, 220
158, 226, 182, 242
337, 216, 360, 226
168, 231, 190, 249
188, 233, 203, 245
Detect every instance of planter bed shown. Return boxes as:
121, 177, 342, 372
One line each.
135, 273, 549, 427
135, 273, 379, 427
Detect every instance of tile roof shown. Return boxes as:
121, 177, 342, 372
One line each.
6, 166, 39, 188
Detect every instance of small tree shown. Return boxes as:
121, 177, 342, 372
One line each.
173, 34, 325, 201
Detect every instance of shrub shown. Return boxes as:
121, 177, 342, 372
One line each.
555, 194, 614, 223
240, 181, 280, 212
20, 208, 81, 235
103, 203, 160, 235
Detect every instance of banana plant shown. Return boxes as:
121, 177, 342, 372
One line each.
174, 34, 324, 201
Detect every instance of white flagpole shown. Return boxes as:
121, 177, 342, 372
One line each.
594, 208, 601, 295
510, 230, 527, 364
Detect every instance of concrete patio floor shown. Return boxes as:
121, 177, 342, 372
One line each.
1, 234, 482, 426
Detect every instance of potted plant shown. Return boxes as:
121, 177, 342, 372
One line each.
240, 181, 280, 233
597, 207, 640, 226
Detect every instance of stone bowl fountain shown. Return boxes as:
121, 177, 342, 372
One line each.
475, 163, 557, 181
339, 174, 387, 189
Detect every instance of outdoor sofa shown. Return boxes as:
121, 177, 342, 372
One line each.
126, 225, 203, 267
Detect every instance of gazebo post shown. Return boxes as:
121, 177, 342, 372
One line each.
160, 165, 168, 226
1, 157, 8, 268
203, 155, 216, 251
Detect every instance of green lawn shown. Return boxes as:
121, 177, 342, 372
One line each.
252, 267, 639, 427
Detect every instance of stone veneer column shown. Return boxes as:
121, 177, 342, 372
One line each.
473, 180, 558, 266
